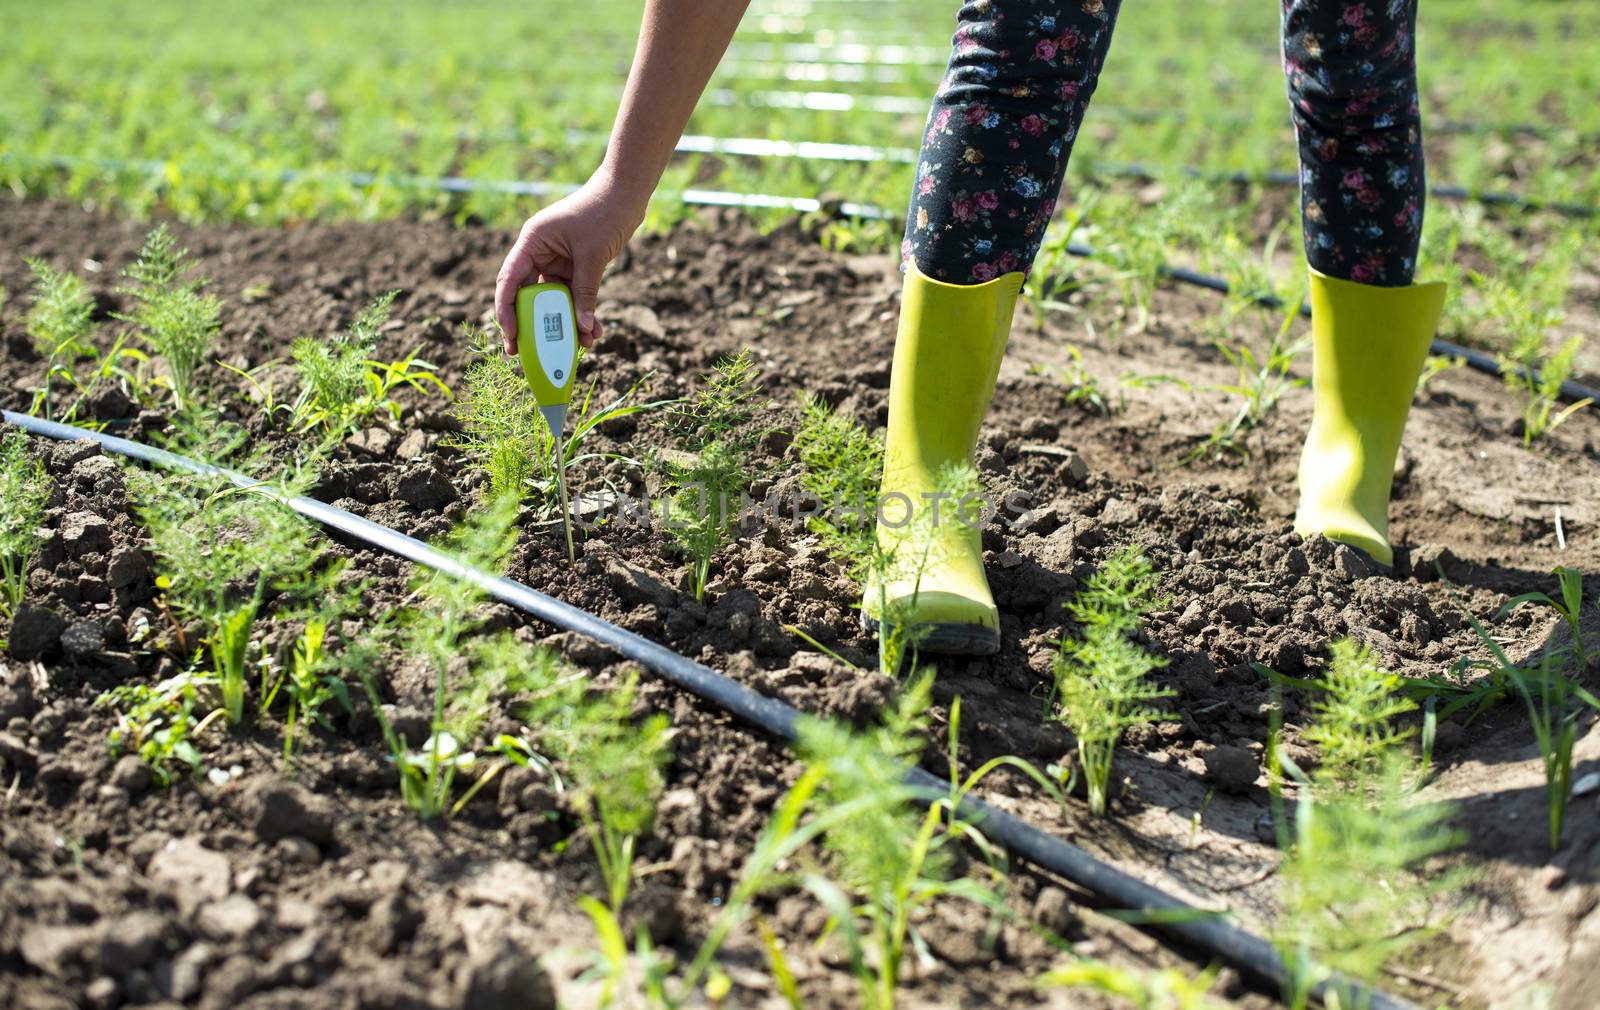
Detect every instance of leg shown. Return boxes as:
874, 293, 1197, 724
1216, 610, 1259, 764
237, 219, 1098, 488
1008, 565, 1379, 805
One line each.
869, 0, 1123, 655
1282, 0, 1425, 285
1284, 0, 1445, 568
905, 0, 1123, 283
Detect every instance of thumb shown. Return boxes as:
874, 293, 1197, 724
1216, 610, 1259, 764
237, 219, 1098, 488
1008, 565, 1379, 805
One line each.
569, 255, 604, 348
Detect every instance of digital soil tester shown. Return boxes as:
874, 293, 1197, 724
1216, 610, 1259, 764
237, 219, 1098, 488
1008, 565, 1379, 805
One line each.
515, 282, 579, 561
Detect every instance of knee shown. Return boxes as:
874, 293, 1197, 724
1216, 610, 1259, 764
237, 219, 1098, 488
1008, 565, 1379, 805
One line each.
1284, 5, 1419, 129
943, 0, 1115, 100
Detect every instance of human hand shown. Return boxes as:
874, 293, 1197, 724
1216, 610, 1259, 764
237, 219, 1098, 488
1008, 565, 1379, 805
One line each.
493, 171, 645, 355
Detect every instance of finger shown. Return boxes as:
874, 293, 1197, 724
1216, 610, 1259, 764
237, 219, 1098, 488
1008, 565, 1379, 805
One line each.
569, 254, 604, 348
494, 225, 540, 355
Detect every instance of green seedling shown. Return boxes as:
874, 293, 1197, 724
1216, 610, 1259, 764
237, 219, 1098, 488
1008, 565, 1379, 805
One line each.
1298, 638, 1418, 797
1020, 201, 1095, 330
1194, 298, 1307, 460
23, 258, 97, 421
1503, 649, 1594, 852
116, 224, 219, 410
256, 574, 360, 772
452, 325, 670, 515
661, 440, 748, 601
96, 669, 208, 787
289, 291, 450, 437
676, 675, 1010, 1010
1271, 757, 1465, 1010
795, 395, 975, 678
1500, 566, 1593, 674
1051, 546, 1173, 815
1415, 353, 1466, 396
0, 432, 50, 619
129, 416, 324, 726
1031, 344, 1116, 415
655, 349, 765, 599
1471, 232, 1591, 444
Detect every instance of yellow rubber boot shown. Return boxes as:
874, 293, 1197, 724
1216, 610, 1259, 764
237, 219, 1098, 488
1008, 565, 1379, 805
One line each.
862, 262, 1024, 656
1294, 268, 1446, 568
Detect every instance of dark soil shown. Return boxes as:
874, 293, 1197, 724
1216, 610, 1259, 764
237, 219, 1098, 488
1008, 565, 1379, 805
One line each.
2, 197, 1599, 1010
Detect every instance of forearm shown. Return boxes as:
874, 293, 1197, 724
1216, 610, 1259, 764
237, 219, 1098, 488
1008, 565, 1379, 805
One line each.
598, 0, 750, 216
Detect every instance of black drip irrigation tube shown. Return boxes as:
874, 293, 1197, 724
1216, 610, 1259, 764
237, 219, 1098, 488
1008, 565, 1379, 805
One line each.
0, 408, 1419, 1010
10, 151, 1597, 402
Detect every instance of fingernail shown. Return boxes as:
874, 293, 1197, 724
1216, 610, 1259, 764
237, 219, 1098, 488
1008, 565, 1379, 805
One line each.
579, 310, 595, 331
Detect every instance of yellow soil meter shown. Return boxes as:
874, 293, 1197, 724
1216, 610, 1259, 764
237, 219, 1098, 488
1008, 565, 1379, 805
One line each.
515, 282, 579, 562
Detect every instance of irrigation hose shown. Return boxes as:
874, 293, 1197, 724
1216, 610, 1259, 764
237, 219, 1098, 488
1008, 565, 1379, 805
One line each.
7, 151, 1596, 402
0, 408, 1419, 1010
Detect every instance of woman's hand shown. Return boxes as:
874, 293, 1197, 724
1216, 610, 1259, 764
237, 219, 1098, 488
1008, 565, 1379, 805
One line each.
493, 172, 645, 354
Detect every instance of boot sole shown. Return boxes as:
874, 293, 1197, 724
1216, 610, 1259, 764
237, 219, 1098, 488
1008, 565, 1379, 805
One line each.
859, 612, 1000, 657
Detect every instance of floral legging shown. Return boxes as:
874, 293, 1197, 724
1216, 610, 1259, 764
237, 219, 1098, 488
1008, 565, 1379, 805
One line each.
903, 0, 1425, 288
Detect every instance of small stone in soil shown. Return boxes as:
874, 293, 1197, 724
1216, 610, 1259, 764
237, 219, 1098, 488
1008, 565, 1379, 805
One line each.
1203, 744, 1259, 793
242, 776, 336, 847
60, 620, 107, 658
110, 754, 153, 794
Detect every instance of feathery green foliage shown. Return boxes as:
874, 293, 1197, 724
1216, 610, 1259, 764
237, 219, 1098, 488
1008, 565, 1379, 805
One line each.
661, 440, 749, 601
1301, 638, 1418, 796
794, 392, 883, 572
795, 394, 965, 677
128, 415, 324, 726
1051, 546, 1173, 815
666, 347, 764, 453
289, 290, 449, 437
1274, 760, 1464, 1010
117, 225, 219, 409
24, 258, 97, 420
450, 326, 545, 500
656, 349, 764, 599
24, 258, 95, 361
0, 432, 51, 619
1040, 962, 1221, 1009
1268, 638, 1466, 1008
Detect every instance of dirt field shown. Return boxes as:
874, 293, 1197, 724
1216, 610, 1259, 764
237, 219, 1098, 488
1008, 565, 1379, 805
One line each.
3, 198, 1598, 1010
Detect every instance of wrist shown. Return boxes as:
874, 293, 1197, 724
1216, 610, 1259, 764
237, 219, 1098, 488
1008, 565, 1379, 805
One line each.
591, 161, 654, 227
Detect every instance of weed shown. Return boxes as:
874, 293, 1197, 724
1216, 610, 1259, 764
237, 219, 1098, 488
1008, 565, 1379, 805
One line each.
128, 416, 324, 726
288, 291, 450, 437
1505, 650, 1590, 852
1051, 546, 1173, 815
1020, 201, 1095, 331
257, 573, 361, 772
0, 432, 51, 619
1500, 566, 1592, 673
96, 669, 208, 786
116, 225, 220, 409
